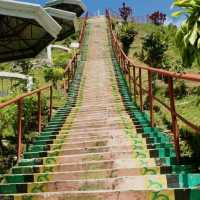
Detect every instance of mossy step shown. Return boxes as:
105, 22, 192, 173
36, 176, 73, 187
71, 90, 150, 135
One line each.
12, 160, 114, 174
27, 139, 108, 152
1, 189, 200, 200
3, 166, 198, 184
1, 175, 200, 194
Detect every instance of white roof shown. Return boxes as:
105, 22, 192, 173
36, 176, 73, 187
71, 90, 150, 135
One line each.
45, 7, 76, 21
0, 0, 62, 38
0, 71, 29, 80
46, 0, 86, 16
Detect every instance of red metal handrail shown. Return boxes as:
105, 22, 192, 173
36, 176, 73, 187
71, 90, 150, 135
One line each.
79, 12, 89, 46
106, 9, 200, 163
0, 85, 53, 160
63, 12, 88, 93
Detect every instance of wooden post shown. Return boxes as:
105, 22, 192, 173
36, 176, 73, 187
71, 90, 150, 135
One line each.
48, 86, 53, 121
128, 63, 132, 95
37, 91, 42, 133
133, 65, 137, 102
17, 98, 23, 160
168, 77, 180, 163
148, 71, 154, 127
139, 68, 143, 111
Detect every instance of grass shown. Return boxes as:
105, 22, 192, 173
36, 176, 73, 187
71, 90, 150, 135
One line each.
120, 21, 200, 157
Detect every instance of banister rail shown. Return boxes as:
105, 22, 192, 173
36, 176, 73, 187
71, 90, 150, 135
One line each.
0, 85, 53, 160
106, 9, 200, 163
63, 12, 88, 94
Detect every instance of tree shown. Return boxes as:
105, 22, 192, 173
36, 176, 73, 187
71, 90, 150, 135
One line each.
44, 67, 64, 88
149, 11, 166, 25
119, 2, 132, 22
118, 23, 137, 54
172, 0, 200, 67
142, 32, 168, 67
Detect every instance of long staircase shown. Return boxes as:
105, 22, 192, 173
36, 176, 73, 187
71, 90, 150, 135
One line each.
1, 17, 200, 200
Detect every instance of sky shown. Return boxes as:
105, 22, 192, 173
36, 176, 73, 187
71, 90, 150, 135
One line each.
18, 0, 184, 26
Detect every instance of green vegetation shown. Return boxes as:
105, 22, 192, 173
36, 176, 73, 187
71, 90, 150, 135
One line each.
141, 31, 168, 67
0, 95, 48, 173
113, 3, 200, 159
173, 0, 200, 67
44, 67, 64, 88
118, 23, 137, 54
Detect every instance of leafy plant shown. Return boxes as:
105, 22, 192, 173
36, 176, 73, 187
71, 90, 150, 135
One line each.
142, 32, 168, 67
12, 60, 33, 75
119, 2, 132, 22
118, 23, 137, 54
149, 11, 166, 25
142, 33, 168, 67
44, 67, 64, 88
174, 80, 188, 99
172, 0, 200, 67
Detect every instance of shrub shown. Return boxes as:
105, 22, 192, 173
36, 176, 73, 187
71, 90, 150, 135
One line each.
142, 32, 168, 67
44, 67, 64, 88
0, 94, 49, 172
118, 23, 137, 54
174, 80, 188, 99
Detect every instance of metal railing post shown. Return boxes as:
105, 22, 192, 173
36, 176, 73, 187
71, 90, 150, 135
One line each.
17, 98, 23, 160
148, 71, 154, 127
139, 68, 143, 111
133, 65, 137, 102
168, 77, 180, 163
37, 91, 42, 133
48, 86, 53, 121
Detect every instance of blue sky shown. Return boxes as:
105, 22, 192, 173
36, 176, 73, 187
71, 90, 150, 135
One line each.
18, 0, 183, 25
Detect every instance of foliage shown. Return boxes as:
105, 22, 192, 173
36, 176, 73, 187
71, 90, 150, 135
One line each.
119, 2, 132, 22
12, 60, 33, 75
162, 57, 184, 72
174, 80, 188, 99
118, 23, 137, 54
149, 11, 166, 25
142, 32, 168, 67
0, 94, 49, 172
172, 0, 200, 67
52, 49, 72, 67
44, 67, 64, 88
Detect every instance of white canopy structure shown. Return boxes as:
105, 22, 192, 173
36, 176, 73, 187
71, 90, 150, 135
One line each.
45, 0, 86, 17
45, 7, 76, 41
0, 72, 33, 91
0, 0, 62, 62
47, 44, 71, 65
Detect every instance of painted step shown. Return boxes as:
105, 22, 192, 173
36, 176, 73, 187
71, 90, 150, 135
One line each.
1, 175, 200, 194
1, 189, 200, 200
4, 165, 198, 184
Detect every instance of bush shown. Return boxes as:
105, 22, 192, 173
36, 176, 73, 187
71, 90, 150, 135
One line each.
118, 23, 137, 54
44, 67, 64, 88
174, 80, 188, 99
0, 95, 49, 173
142, 32, 168, 67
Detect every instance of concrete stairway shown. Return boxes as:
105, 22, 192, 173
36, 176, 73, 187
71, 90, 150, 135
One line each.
0, 17, 200, 200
